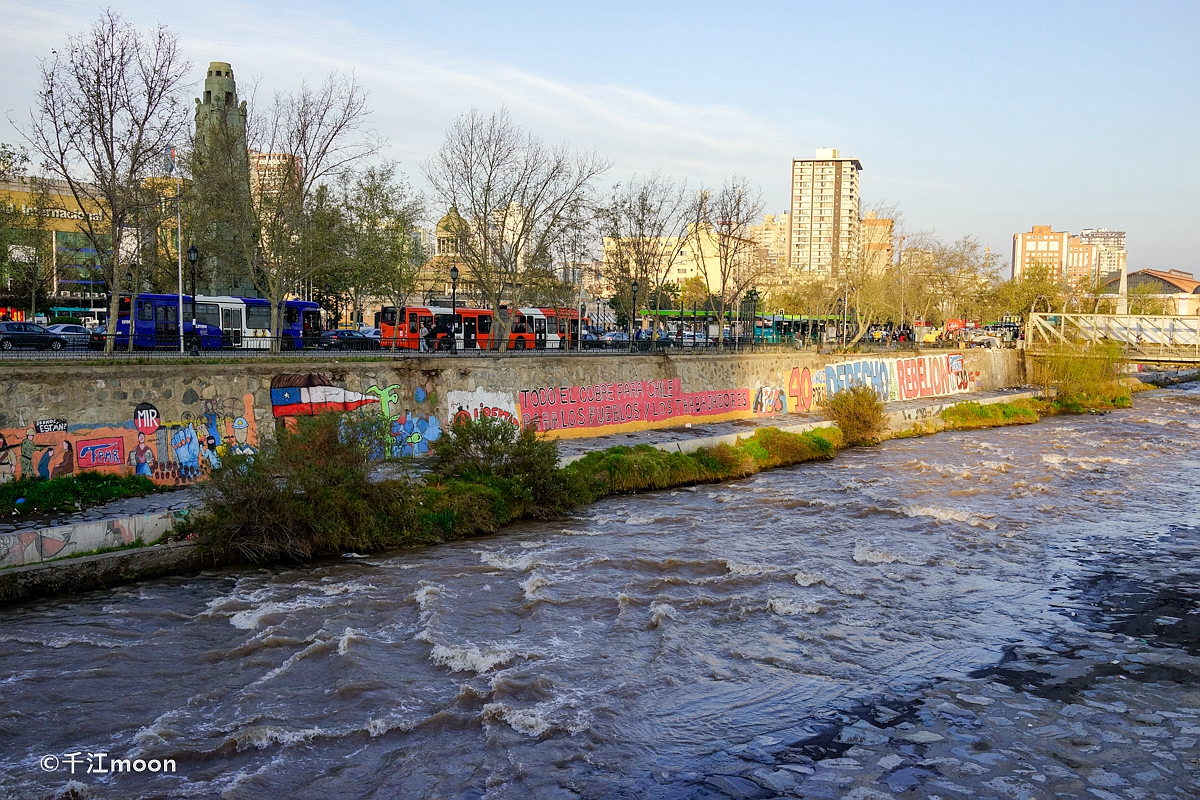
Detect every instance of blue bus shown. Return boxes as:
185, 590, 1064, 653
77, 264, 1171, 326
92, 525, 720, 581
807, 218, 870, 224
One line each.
92, 294, 223, 351
92, 295, 322, 351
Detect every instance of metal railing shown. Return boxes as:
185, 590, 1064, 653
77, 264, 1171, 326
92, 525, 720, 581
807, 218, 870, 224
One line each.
0, 333, 811, 362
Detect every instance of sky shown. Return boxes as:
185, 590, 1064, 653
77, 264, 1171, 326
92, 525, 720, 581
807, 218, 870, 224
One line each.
1, 0, 1197, 272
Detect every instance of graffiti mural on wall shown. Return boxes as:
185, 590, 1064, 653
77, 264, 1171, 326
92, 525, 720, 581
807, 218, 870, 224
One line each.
0, 392, 261, 487
270, 374, 380, 417
448, 388, 521, 427
753, 385, 787, 415
820, 353, 972, 402
517, 378, 751, 436
362, 381, 443, 458
787, 367, 816, 413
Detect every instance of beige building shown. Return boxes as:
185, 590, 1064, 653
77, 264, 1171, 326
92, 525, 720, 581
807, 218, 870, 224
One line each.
788, 148, 863, 276
860, 211, 894, 273
602, 222, 755, 297
1011, 224, 1069, 281
1013, 224, 1128, 285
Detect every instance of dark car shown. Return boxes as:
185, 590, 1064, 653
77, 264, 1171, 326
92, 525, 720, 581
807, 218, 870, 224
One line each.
0, 321, 68, 351
320, 329, 381, 351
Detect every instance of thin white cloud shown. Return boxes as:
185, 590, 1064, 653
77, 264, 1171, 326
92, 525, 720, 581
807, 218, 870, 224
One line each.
0, 0, 795, 206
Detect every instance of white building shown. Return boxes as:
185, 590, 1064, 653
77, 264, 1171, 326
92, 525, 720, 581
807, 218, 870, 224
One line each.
788, 148, 863, 276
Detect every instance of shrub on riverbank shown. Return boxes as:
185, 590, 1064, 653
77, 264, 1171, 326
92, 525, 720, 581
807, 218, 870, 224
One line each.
822, 384, 885, 445
0, 472, 156, 517
940, 400, 1040, 430
191, 414, 421, 562
1030, 341, 1131, 412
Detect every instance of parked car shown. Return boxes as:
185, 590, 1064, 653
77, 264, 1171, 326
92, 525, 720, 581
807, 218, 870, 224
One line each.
360, 327, 382, 340
0, 321, 68, 351
320, 329, 381, 351
680, 332, 710, 347
600, 330, 629, 345
46, 323, 92, 348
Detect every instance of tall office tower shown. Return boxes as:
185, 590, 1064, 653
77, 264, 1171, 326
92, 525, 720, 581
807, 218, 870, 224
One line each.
789, 148, 863, 277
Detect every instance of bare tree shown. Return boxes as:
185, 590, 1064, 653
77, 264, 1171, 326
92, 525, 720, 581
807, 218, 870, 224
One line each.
598, 173, 690, 335
21, 10, 190, 352
253, 73, 382, 348
691, 177, 765, 347
424, 108, 608, 350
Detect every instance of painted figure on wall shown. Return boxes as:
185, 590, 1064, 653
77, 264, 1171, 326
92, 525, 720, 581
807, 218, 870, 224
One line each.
36, 446, 53, 479
19, 430, 37, 478
50, 440, 74, 479
0, 434, 13, 484
172, 424, 201, 480
230, 417, 255, 455
203, 436, 221, 469
129, 432, 155, 477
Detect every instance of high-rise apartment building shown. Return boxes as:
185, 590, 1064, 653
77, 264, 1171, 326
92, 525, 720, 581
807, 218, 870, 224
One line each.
789, 148, 862, 276
1078, 228, 1127, 282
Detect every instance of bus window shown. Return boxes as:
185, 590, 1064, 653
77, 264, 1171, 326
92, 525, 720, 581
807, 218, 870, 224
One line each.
534, 318, 546, 334
408, 312, 418, 332
195, 303, 220, 328
478, 315, 491, 334
138, 301, 153, 321
381, 308, 397, 326
285, 306, 300, 325
547, 316, 558, 334
513, 315, 527, 334
246, 306, 272, 330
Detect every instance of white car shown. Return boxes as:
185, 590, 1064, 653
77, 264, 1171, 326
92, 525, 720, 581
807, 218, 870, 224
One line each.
46, 323, 93, 348
361, 327, 382, 340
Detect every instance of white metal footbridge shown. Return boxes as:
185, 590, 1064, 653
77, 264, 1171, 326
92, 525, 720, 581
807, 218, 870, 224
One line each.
1028, 313, 1200, 365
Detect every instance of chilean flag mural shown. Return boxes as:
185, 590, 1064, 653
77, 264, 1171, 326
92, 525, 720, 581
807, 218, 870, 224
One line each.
270, 374, 380, 418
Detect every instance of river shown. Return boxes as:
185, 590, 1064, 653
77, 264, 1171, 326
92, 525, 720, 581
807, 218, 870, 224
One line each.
2, 385, 1199, 799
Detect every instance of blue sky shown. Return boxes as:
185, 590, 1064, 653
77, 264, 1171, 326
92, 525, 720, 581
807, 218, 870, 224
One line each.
1, 0, 1196, 270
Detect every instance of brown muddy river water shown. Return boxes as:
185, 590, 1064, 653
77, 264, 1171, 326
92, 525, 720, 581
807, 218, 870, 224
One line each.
2, 385, 1199, 799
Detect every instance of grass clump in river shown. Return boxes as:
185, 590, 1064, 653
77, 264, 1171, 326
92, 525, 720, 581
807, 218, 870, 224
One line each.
0, 471, 156, 517
940, 399, 1040, 430
563, 426, 838, 499
190, 414, 577, 564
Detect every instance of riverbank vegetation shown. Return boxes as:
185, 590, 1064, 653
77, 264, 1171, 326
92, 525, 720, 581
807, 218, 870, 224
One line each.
1030, 341, 1132, 413
0, 472, 155, 517
186, 415, 840, 564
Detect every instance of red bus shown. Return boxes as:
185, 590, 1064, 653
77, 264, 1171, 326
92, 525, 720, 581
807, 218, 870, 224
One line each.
376, 305, 587, 351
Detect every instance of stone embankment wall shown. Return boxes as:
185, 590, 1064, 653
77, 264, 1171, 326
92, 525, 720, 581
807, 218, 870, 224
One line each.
0, 348, 1023, 490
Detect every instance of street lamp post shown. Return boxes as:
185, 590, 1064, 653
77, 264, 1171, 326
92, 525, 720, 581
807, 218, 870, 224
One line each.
449, 265, 459, 353
746, 288, 760, 345
629, 279, 639, 353
187, 246, 199, 311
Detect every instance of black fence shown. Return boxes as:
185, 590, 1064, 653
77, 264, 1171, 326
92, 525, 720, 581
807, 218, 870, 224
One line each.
0, 332, 810, 361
